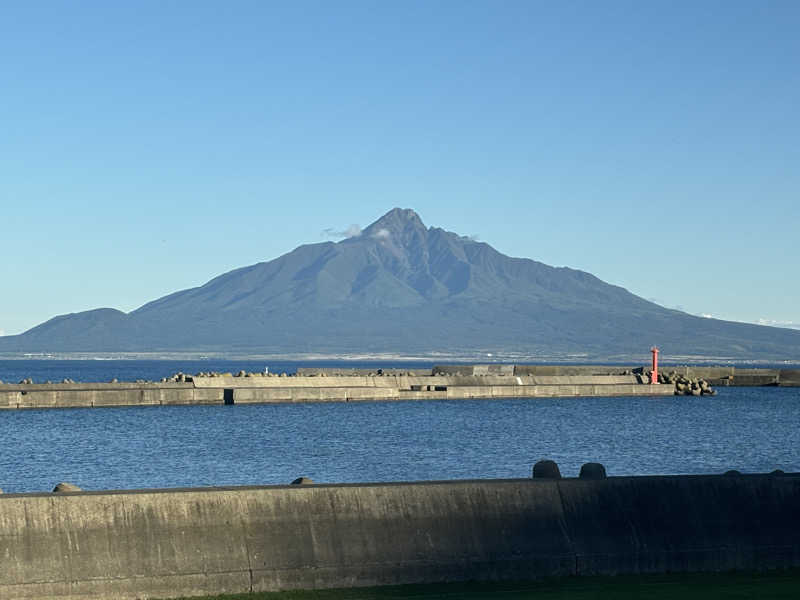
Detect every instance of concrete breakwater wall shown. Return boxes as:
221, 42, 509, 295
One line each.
2, 363, 796, 410
652, 367, 800, 387
1, 473, 798, 599
0, 382, 215, 410
436, 364, 800, 386
296, 367, 432, 377
0, 373, 673, 410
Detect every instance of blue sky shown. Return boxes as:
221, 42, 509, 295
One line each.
1, 0, 798, 335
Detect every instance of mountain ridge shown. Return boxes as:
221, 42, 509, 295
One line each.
2, 208, 799, 360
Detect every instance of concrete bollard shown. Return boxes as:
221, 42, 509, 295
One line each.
291, 477, 314, 485
532, 460, 562, 479
53, 482, 83, 493
579, 463, 607, 479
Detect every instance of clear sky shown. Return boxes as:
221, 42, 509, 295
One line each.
1, 0, 798, 336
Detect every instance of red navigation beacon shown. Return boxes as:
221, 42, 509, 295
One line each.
650, 346, 659, 384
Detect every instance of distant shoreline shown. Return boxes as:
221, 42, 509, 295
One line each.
1, 351, 799, 368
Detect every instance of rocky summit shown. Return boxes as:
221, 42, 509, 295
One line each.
2, 208, 799, 359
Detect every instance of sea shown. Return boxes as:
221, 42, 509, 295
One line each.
1, 359, 798, 494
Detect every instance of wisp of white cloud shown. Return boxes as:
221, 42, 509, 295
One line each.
343, 224, 362, 238
322, 224, 362, 239
372, 228, 390, 240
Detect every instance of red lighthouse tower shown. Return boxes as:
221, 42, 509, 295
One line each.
650, 346, 659, 384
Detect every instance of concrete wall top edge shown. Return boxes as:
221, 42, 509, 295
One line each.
0, 383, 194, 391
4, 365, 797, 391
3, 472, 796, 499
0, 478, 539, 499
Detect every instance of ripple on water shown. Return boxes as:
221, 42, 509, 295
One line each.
0, 387, 798, 493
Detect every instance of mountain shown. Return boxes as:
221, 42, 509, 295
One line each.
2, 208, 799, 360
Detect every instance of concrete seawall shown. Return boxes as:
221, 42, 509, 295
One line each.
2, 364, 796, 410
438, 364, 800, 386
1, 473, 798, 599
0, 373, 674, 410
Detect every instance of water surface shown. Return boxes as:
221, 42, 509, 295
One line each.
2, 387, 797, 493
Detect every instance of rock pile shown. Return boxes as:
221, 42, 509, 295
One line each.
194, 371, 234, 378
52, 482, 82, 493
161, 372, 189, 383
655, 371, 716, 396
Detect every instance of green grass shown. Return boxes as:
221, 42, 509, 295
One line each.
170, 570, 800, 600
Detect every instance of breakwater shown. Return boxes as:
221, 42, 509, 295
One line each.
0, 471, 798, 599
438, 364, 800, 386
2, 364, 797, 410
0, 371, 674, 410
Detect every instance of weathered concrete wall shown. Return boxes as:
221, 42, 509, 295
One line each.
559, 473, 800, 574
0, 385, 192, 409
193, 374, 645, 391
513, 365, 800, 386
654, 366, 736, 379
436, 365, 636, 377
779, 369, 800, 386
728, 372, 780, 386
4, 362, 795, 410
513, 365, 634, 376
0, 473, 798, 599
0, 383, 212, 410
229, 382, 672, 404
296, 367, 431, 376
433, 364, 516, 376
647, 366, 797, 386
0, 374, 674, 409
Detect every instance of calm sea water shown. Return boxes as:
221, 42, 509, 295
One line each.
0, 359, 437, 383
1, 360, 798, 493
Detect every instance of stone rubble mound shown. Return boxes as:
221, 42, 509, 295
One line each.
655, 370, 716, 396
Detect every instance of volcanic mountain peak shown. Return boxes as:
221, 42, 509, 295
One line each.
361, 207, 427, 239
351, 207, 431, 264
1, 207, 799, 359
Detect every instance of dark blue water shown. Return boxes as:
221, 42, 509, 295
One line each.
1, 380, 798, 493
0, 359, 437, 383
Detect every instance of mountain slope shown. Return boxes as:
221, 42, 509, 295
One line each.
1, 208, 799, 359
